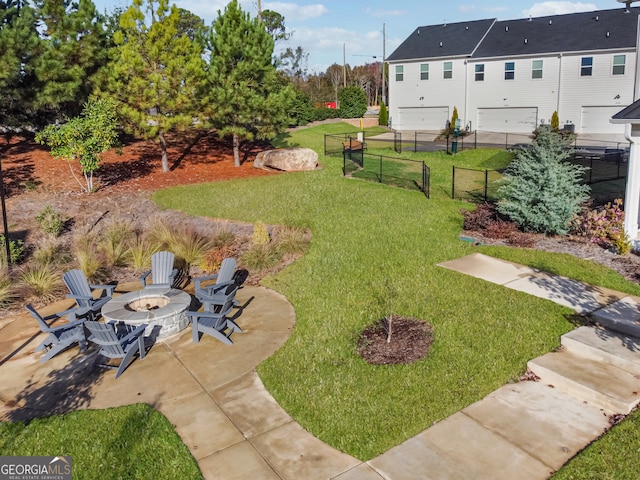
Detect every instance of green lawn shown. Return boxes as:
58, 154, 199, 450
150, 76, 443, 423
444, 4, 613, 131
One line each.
3, 122, 638, 477
153, 123, 640, 461
0, 404, 202, 480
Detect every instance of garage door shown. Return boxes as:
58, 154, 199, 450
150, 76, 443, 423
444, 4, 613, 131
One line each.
477, 107, 538, 133
581, 106, 625, 134
397, 107, 449, 131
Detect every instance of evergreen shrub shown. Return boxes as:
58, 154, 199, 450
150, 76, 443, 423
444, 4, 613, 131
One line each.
338, 86, 367, 118
497, 125, 590, 235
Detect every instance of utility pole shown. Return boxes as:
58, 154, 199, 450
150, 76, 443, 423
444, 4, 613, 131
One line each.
382, 22, 386, 105
343, 43, 346, 88
257, 0, 262, 22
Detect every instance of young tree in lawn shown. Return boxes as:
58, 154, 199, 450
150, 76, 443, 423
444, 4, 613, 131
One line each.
101, 0, 205, 172
32, 0, 109, 122
203, 0, 291, 167
35, 98, 119, 193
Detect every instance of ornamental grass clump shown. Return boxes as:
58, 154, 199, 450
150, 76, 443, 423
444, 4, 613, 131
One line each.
497, 125, 590, 235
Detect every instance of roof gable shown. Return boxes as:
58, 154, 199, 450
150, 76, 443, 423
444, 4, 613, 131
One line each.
386, 19, 495, 62
612, 100, 640, 123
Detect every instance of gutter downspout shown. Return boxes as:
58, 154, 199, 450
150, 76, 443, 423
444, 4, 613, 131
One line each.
624, 123, 640, 239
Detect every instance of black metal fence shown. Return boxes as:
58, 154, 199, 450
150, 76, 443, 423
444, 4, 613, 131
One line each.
324, 132, 367, 157
343, 149, 430, 198
570, 149, 627, 184
451, 166, 503, 202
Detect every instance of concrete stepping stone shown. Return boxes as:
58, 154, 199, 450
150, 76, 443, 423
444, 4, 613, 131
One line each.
528, 350, 640, 414
590, 296, 640, 338
562, 326, 640, 376
437, 253, 539, 285
369, 412, 552, 480
462, 381, 610, 471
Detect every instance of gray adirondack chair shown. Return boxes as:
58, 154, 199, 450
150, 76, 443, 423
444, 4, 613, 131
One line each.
188, 295, 243, 345
25, 304, 88, 362
139, 251, 178, 288
63, 269, 115, 320
85, 321, 147, 379
193, 258, 238, 311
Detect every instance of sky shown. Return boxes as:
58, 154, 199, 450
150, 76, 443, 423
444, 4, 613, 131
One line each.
93, 0, 626, 72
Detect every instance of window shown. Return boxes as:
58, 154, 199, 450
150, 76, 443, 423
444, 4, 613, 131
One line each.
613, 55, 626, 75
420, 64, 429, 80
395, 65, 404, 81
504, 62, 515, 80
532, 60, 543, 79
443, 61, 452, 79
581, 57, 593, 76
475, 64, 484, 81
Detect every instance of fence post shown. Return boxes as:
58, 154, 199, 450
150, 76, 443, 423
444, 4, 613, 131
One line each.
589, 157, 593, 184
379, 156, 383, 184
484, 170, 489, 201
475, 130, 477, 149
343, 151, 346, 176
414, 131, 417, 153
505, 133, 508, 150
451, 165, 455, 199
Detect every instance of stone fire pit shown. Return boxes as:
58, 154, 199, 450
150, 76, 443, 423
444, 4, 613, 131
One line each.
101, 287, 191, 339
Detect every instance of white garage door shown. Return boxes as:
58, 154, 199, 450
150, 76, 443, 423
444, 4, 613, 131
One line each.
397, 107, 449, 131
581, 106, 625, 134
477, 107, 538, 133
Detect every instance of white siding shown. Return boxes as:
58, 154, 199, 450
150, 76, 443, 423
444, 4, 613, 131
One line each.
466, 56, 560, 132
389, 59, 467, 130
558, 51, 634, 134
389, 49, 635, 137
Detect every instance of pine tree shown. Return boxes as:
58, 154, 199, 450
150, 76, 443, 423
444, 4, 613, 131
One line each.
32, 0, 108, 122
0, 1, 41, 130
203, 0, 289, 167
498, 125, 590, 235
100, 0, 205, 172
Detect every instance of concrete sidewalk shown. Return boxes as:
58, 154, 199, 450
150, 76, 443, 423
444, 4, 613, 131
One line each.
2, 256, 640, 479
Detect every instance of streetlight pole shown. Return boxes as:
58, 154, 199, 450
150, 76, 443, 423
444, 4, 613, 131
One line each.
382, 22, 386, 105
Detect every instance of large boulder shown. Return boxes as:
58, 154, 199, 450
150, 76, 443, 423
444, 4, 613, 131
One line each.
254, 148, 318, 171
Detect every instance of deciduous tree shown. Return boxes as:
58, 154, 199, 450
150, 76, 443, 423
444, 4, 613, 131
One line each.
36, 98, 119, 193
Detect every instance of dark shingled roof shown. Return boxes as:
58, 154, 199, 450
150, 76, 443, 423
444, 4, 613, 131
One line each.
386, 19, 495, 61
474, 8, 639, 58
387, 7, 639, 62
611, 100, 640, 122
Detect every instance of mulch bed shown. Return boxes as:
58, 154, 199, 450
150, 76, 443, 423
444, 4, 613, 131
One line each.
357, 315, 434, 365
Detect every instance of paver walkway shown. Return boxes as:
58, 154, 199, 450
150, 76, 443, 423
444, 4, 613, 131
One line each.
2, 255, 640, 479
